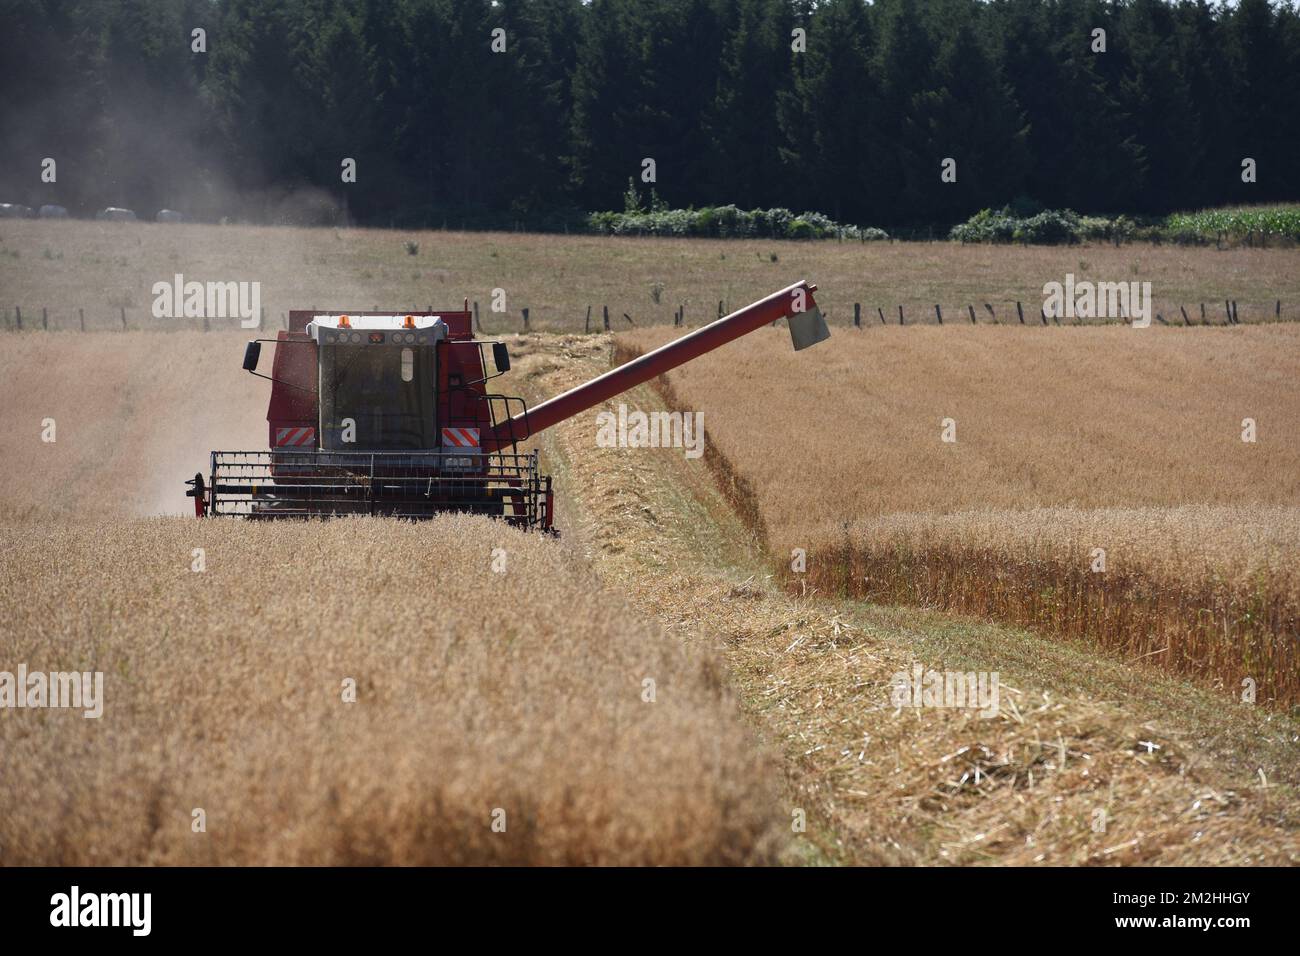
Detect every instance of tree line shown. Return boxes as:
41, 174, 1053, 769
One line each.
1, 0, 1296, 230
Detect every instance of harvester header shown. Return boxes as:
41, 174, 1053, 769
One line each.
186, 281, 828, 532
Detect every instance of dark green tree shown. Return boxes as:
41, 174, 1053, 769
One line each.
778, 0, 877, 222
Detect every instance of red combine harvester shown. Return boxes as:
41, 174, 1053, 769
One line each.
185, 281, 828, 532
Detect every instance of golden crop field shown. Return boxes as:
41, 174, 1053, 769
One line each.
0, 516, 779, 865
3, 223, 1298, 868
0, 331, 781, 865
617, 324, 1300, 704
3, 218, 1300, 334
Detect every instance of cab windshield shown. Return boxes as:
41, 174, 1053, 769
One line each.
319, 344, 435, 450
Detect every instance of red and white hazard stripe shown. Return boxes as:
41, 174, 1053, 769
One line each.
441, 427, 480, 448
275, 426, 316, 447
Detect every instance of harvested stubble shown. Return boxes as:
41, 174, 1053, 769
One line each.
0, 516, 779, 865
616, 325, 1300, 704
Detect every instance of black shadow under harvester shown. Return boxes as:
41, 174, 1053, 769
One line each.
185, 281, 829, 533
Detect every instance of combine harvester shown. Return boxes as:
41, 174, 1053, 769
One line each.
186, 281, 828, 532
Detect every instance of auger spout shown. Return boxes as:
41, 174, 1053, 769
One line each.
483, 280, 827, 451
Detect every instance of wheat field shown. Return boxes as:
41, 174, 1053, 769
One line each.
0, 516, 780, 865
617, 324, 1300, 703
5, 214, 1299, 865
0, 333, 781, 865
2, 318, 1297, 866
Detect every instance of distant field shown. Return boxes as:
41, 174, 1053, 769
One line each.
618, 324, 1300, 704
0, 516, 779, 865
2, 219, 1300, 334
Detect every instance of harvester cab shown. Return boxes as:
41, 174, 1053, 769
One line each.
187, 281, 829, 533
307, 313, 446, 452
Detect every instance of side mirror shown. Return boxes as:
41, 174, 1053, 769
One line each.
243, 340, 262, 371
492, 342, 510, 373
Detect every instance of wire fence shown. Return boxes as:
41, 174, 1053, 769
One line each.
4, 297, 1291, 334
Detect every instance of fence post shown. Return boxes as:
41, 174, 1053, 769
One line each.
934, 304, 942, 325
877, 307, 885, 325
1016, 301, 1024, 324
15, 306, 21, 330
1231, 300, 1238, 324
585, 305, 591, 333
522, 307, 530, 331
41, 307, 48, 330
854, 303, 861, 328
623, 312, 634, 326
474, 301, 482, 333
1040, 307, 1048, 326
120, 307, 127, 330
968, 305, 976, 324
1277, 300, 1282, 319
1180, 305, 1190, 326
203, 314, 210, 332
260, 306, 266, 329
1200, 303, 1206, 324
79, 308, 85, 332
1224, 300, 1232, 325
897, 305, 904, 326
603, 305, 610, 331
717, 300, 724, 319
984, 303, 995, 321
